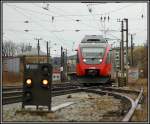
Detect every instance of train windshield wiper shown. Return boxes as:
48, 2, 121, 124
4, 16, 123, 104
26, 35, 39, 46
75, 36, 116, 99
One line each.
84, 57, 100, 59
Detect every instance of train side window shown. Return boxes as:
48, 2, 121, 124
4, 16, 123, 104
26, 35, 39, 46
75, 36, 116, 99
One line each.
76, 52, 79, 63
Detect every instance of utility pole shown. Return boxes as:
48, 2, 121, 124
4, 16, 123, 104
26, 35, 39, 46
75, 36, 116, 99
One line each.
121, 20, 124, 77
46, 41, 51, 63
131, 34, 134, 66
119, 41, 121, 70
37, 40, 40, 63
62, 50, 65, 81
117, 18, 129, 86
35, 38, 42, 64
124, 18, 128, 85
65, 49, 68, 81
60, 46, 63, 82
48, 41, 51, 63
46, 41, 49, 63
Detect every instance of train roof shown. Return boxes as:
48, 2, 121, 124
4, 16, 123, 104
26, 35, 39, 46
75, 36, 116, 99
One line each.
79, 42, 108, 48
81, 35, 107, 43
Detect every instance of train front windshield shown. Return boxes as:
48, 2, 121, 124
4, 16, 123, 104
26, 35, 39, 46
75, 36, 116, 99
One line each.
81, 47, 105, 64
82, 47, 105, 58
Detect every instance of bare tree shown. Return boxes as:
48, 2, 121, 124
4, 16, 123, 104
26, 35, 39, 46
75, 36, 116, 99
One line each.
3, 40, 32, 57
2, 40, 17, 57
19, 43, 28, 53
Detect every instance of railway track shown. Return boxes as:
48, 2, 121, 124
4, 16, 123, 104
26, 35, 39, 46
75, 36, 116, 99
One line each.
2, 83, 144, 122
81, 86, 143, 121
2, 82, 81, 105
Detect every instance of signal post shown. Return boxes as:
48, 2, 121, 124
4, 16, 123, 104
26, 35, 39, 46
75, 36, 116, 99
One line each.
22, 63, 53, 111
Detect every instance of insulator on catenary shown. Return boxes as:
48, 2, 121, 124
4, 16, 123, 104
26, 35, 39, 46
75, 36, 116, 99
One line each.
108, 16, 110, 21
52, 16, 54, 23
141, 14, 144, 19
100, 16, 103, 21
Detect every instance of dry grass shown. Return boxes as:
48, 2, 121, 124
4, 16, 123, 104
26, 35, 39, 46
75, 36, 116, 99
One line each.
94, 96, 121, 111
128, 78, 148, 122
47, 112, 58, 120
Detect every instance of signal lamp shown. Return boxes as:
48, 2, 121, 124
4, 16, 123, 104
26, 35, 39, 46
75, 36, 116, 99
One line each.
43, 67, 48, 72
42, 66, 49, 72
26, 79, 32, 85
25, 91, 32, 101
42, 79, 48, 85
26, 92, 31, 96
42, 66, 49, 76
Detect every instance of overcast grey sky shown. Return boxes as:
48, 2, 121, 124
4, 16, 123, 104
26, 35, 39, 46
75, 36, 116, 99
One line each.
3, 2, 147, 57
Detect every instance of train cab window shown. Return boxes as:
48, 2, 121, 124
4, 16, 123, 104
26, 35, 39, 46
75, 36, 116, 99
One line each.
81, 47, 105, 59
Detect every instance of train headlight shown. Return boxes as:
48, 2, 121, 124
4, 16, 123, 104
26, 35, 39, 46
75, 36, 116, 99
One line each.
99, 59, 102, 62
26, 79, 32, 85
83, 59, 86, 62
42, 79, 48, 85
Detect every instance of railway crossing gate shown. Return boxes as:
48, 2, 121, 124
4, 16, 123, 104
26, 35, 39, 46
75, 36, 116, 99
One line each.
22, 63, 53, 111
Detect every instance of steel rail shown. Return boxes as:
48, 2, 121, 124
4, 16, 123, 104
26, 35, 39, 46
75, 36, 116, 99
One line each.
2, 83, 144, 122
122, 87, 144, 121
81, 86, 143, 122
2, 84, 80, 105
87, 85, 140, 95
2, 89, 80, 105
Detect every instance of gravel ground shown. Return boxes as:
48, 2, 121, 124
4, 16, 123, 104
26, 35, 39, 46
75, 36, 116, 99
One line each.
2, 92, 122, 122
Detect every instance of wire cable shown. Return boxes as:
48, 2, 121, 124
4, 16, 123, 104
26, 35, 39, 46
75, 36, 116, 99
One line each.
5, 4, 69, 48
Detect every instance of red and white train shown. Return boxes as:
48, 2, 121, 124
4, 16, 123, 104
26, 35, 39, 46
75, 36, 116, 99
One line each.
76, 35, 112, 84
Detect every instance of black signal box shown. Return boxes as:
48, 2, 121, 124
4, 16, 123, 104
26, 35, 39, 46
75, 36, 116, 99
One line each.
22, 63, 52, 111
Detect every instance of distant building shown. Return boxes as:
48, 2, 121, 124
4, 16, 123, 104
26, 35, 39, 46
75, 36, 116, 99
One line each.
52, 57, 61, 71
3, 56, 21, 84
67, 55, 76, 73
18, 46, 48, 64
52, 69, 60, 82
51, 55, 77, 73
3, 57, 20, 73
2, 46, 48, 84
19, 47, 46, 56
